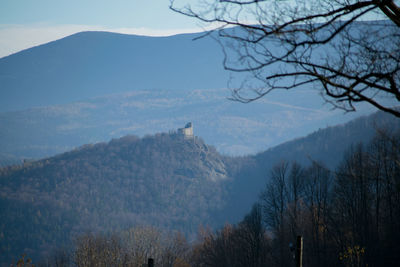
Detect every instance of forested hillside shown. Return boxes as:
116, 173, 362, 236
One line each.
0, 133, 231, 264
222, 110, 400, 222
0, 110, 398, 265
194, 128, 400, 267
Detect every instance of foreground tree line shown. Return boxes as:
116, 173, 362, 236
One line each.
192, 128, 400, 267
257, 129, 400, 267
12, 129, 400, 267
11, 226, 192, 267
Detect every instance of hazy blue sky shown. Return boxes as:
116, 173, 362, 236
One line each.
0, 0, 202, 57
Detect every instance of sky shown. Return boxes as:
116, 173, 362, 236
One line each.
0, 0, 205, 58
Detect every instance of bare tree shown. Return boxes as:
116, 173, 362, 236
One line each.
192, 224, 238, 267
191, 212, 271, 267
74, 233, 124, 267
303, 162, 333, 267
161, 231, 191, 267
259, 161, 290, 267
73, 227, 192, 267
367, 128, 400, 264
286, 162, 305, 239
333, 144, 371, 250
238, 203, 272, 267
170, 0, 400, 117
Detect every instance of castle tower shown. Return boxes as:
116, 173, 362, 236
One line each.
178, 122, 194, 139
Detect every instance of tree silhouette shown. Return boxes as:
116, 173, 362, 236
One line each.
170, 0, 400, 117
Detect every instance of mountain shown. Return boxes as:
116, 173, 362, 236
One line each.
0, 133, 230, 264
1, 30, 396, 162
1, 22, 394, 114
0, 109, 398, 265
0, 87, 382, 164
0, 31, 233, 113
222, 110, 400, 222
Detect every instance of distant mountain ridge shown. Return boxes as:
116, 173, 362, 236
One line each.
0, 31, 232, 112
0, 87, 381, 163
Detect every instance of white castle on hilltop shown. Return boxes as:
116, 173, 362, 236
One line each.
178, 122, 194, 139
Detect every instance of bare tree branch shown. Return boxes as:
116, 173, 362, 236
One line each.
170, 0, 400, 117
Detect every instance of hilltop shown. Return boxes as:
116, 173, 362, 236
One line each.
0, 87, 379, 163
0, 132, 230, 264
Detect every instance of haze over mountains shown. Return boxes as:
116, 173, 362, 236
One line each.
1, 25, 400, 265
3, 0, 400, 260
0, 30, 389, 163
0, 31, 230, 112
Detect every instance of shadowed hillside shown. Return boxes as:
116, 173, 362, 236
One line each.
0, 133, 230, 264
223, 110, 400, 223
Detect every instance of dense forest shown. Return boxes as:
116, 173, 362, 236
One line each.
1, 110, 399, 266
195, 128, 400, 267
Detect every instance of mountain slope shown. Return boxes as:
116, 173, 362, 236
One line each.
222, 110, 400, 222
0, 133, 230, 264
0, 31, 232, 112
0, 109, 398, 265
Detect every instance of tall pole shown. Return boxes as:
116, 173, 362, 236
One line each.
148, 258, 154, 267
296, 235, 303, 267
